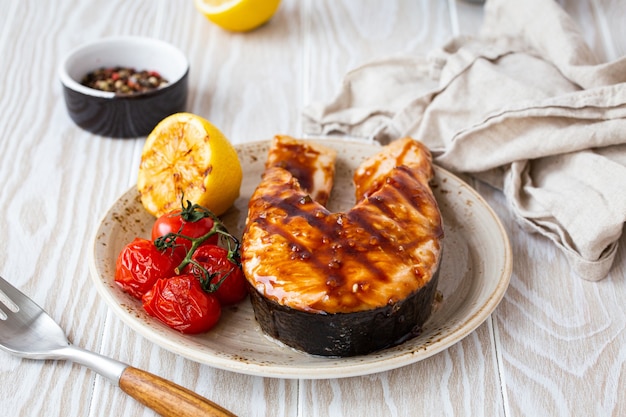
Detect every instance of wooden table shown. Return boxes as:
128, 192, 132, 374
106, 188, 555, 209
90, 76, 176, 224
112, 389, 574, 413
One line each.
1, 0, 624, 415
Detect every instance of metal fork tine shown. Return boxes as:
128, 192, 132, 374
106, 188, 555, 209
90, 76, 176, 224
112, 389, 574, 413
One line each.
0, 275, 69, 357
0, 276, 44, 335
0, 276, 24, 314
0, 276, 24, 329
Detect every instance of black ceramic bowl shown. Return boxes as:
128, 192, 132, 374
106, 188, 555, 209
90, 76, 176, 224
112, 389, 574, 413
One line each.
59, 36, 189, 138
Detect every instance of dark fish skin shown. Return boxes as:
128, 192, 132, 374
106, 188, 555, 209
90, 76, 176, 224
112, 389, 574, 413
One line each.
248, 255, 441, 357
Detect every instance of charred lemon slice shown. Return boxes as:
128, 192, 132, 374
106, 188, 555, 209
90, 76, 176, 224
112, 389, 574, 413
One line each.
137, 112, 242, 217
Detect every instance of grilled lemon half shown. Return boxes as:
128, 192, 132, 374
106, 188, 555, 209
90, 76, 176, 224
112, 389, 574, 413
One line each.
137, 112, 242, 217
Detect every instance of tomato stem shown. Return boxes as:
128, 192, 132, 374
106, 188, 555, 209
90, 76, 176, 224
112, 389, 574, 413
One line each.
153, 200, 241, 292
188, 258, 235, 292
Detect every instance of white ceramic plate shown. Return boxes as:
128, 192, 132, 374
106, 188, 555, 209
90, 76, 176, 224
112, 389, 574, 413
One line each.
89, 139, 512, 379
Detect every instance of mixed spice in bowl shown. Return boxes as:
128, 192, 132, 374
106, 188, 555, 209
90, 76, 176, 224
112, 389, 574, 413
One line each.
59, 36, 189, 138
81, 66, 170, 95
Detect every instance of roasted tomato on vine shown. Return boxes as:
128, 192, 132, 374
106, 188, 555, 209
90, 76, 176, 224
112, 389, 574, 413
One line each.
152, 203, 219, 258
116, 199, 244, 334
184, 244, 248, 305
142, 274, 221, 334
115, 238, 182, 299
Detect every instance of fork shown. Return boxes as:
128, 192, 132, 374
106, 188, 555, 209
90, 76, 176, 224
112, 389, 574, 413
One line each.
0, 275, 236, 417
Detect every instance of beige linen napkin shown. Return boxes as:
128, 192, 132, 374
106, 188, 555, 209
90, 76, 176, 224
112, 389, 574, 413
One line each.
302, 0, 626, 282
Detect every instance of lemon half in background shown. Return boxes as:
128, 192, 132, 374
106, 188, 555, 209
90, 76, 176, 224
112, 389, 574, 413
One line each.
193, 0, 281, 32
137, 112, 242, 218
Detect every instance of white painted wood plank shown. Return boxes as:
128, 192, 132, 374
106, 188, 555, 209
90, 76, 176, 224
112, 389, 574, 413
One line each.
0, 0, 624, 416
477, 176, 626, 417
304, 0, 456, 107
184, 0, 304, 143
302, 323, 505, 417
0, 0, 161, 414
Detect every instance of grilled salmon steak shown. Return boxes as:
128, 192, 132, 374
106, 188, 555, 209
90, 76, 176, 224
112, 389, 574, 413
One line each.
242, 135, 443, 356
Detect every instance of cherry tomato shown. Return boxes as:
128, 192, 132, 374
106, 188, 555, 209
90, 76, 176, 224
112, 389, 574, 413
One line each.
115, 238, 182, 299
151, 209, 219, 257
142, 274, 221, 334
184, 245, 248, 305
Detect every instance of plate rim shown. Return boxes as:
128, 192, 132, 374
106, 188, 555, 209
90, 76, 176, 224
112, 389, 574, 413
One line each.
88, 138, 512, 379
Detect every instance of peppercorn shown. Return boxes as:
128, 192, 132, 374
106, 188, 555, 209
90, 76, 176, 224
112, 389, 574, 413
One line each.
81, 66, 169, 95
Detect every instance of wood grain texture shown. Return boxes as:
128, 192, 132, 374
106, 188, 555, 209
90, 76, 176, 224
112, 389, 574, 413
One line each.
477, 182, 626, 417
0, 0, 624, 416
119, 367, 236, 417
304, 0, 455, 107
301, 323, 505, 417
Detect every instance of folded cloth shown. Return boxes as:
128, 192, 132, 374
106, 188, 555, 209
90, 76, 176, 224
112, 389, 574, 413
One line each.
302, 0, 626, 282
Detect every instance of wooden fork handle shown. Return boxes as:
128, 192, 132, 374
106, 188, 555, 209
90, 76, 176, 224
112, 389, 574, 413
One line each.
119, 366, 237, 417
